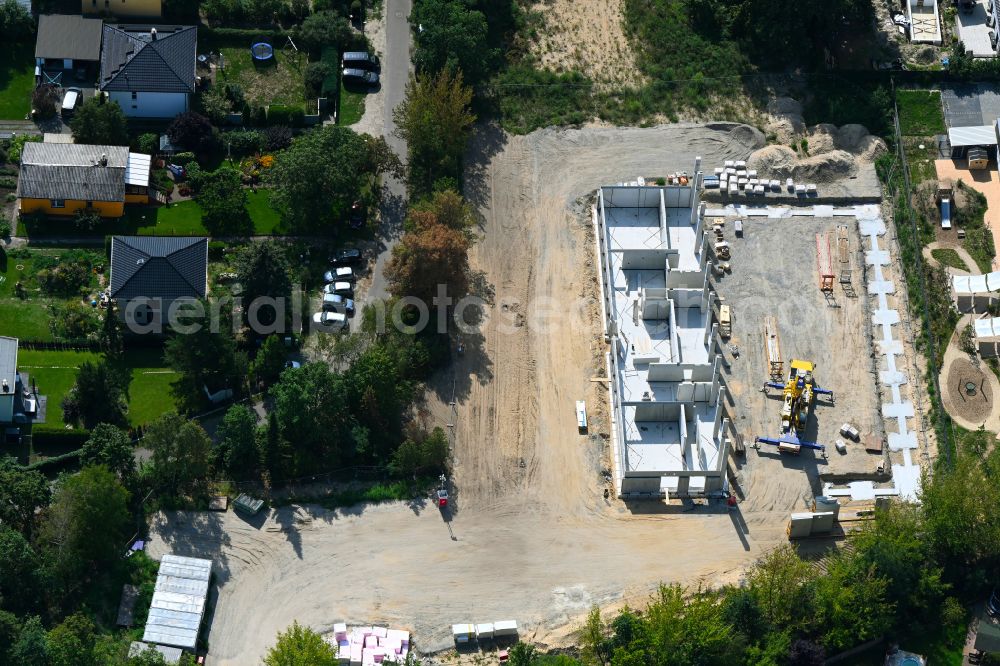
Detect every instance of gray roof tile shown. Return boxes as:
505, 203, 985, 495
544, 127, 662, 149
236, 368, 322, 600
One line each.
35, 14, 105, 62
17, 143, 129, 202
110, 236, 208, 302
100, 24, 197, 94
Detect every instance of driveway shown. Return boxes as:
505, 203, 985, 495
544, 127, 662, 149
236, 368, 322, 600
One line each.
941, 84, 1000, 128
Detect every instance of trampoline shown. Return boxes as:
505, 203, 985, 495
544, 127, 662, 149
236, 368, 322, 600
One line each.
251, 42, 274, 62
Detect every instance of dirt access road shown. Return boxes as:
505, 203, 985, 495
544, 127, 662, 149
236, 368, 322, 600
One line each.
150, 123, 812, 664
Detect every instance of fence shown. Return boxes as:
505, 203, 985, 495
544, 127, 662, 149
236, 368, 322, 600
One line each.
18, 339, 99, 351
889, 79, 952, 465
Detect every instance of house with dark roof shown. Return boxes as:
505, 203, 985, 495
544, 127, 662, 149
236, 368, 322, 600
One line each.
0, 337, 47, 442
99, 24, 196, 118
110, 236, 208, 329
35, 15, 105, 75
17, 143, 151, 217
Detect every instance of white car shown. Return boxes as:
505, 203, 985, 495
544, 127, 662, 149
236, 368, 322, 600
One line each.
312, 311, 348, 332
323, 267, 356, 283
323, 281, 354, 297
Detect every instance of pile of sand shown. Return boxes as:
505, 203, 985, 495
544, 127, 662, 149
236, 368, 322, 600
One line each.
792, 150, 858, 183
747, 145, 798, 176
724, 124, 766, 151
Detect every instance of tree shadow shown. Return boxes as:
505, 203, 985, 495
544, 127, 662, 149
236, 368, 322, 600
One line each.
462, 122, 509, 214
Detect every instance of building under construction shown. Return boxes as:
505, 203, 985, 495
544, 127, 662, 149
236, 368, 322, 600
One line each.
594, 161, 732, 499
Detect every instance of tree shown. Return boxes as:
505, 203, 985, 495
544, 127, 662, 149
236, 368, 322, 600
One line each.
385, 220, 470, 303
216, 404, 260, 480
143, 413, 212, 496
195, 166, 251, 236
410, 188, 476, 234
164, 322, 245, 413
410, 0, 497, 84
38, 466, 130, 586
261, 410, 288, 480
81, 423, 136, 482
293, 11, 353, 54
508, 643, 537, 666
264, 621, 337, 666
48, 613, 97, 666
167, 111, 216, 154
0, 457, 51, 538
270, 363, 357, 474
0, 0, 32, 37
234, 241, 293, 331
32, 84, 60, 119
70, 97, 129, 146
345, 345, 413, 460
10, 616, 49, 666
267, 126, 398, 230
580, 606, 610, 666
811, 555, 891, 650
100, 303, 124, 357
0, 527, 42, 616
304, 62, 331, 98
61, 358, 131, 429
394, 70, 475, 196
252, 334, 289, 386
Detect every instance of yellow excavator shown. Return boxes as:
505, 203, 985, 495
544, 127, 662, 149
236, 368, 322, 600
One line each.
756, 359, 834, 453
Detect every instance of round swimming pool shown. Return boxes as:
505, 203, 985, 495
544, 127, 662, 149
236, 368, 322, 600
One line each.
250, 42, 274, 61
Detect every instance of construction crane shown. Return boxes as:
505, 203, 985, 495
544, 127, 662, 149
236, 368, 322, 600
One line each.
755, 359, 834, 453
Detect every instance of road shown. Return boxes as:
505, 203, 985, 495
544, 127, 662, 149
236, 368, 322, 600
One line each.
366, 0, 413, 303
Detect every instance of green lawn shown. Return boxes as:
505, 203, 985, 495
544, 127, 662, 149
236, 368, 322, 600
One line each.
24, 193, 285, 238
338, 89, 366, 126
931, 248, 971, 272
0, 41, 33, 120
897, 90, 947, 137
20, 348, 180, 428
215, 45, 307, 109
903, 137, 939, 186
0, 300, 55, 340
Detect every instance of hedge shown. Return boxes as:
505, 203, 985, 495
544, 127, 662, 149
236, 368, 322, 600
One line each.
266, 105, 305, 127
200, 26, 290, 46
25, 448, 82, 472
32, 428, 90, 446
321, 46, 340, 98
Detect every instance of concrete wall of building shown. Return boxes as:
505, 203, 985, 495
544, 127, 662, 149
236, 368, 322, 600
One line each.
110, 91, 187, 118
19, 198, 124, 217
0, 395, 13, 423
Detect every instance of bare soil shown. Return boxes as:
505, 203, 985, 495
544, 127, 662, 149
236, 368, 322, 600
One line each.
945, 356, 993, 425
148, 123, 890, 665
526, 0, 641, 89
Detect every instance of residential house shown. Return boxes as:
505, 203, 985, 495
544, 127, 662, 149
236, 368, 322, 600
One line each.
99, 24, 196, 118
83, 0, 161, 19
109, 236, 208, 330
34, 15, 104, 81
17, 143, 151, 218
0, 337, 47, 442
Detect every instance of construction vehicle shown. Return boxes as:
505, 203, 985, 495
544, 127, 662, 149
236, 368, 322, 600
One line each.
755, 359, 834, 453
436, 474, 449, 508
719, 304, 732, 339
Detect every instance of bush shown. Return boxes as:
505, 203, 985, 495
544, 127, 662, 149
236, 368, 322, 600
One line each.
263, 125, 293, 151
208, 240, 228, 259
32, 85, 60, 119
0, 221, 10, 238
137, 132, 159, 154
266, 105, 305, 127
167, 111, 216, 154
9, 134, 41, 163
73, 208, 102, 232
0, 176, 16, 189
49, 301, 101, 340
223, 129, 265, 156
172, 151, 197, 166
31, 429, 91, 449
304, 62, 332, 99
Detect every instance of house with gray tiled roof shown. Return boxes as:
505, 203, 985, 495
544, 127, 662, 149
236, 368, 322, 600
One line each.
110, 236, 208, 330
99, 24, 196, 118
0, 337, 47, 441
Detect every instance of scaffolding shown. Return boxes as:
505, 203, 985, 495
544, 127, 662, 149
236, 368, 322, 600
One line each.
817, 233, 834, 292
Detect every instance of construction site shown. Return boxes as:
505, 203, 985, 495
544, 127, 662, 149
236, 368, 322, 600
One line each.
147, 123, 927, 665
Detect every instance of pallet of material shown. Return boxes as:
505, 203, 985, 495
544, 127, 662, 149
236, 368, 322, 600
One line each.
863, 434, 884, 453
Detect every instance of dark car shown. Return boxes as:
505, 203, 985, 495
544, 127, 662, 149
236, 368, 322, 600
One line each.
330, 248, 362, 266
342, 51, 380, 71
342, 68, 378, 86
349, 200, 366, 228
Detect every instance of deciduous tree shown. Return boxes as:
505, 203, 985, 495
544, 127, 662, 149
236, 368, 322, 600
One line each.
70, 97, 129, 146
167, 111, 216, 154
143, 413, 213, 497
61, 359, 131, 429
409, 0, 496, 84
215, 404, 260, 480
81, 423, 136, 482
385, 221, 469, 303
196, 166, 251, 236
234, 241, 293, 331
0, 458, 50, 538
264, 621, 337, 666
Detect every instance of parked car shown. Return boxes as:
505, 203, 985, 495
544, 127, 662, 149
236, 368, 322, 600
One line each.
323, 281, 354, 297
166, 164, 186, 179
342, 68, 378, 86
61, 87, 81, 117
341, 51, 380, 71
312, 311, 348, 331
323, 267, 355, 283
322, 293, 355, 316
284, 360, 301, 369
330, 248, 362, 266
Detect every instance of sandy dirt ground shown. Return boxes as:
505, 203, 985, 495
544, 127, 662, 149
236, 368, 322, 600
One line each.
935, 159, 1000, 272
526, 0, 640, 88
148, 124, 892, 664
716, 216, 887, 489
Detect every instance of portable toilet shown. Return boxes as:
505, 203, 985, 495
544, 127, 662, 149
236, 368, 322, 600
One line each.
969, 147, 990, 170
813, 496, 841, 520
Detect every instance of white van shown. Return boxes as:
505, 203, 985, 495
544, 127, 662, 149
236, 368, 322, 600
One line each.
61, 88, 81, 117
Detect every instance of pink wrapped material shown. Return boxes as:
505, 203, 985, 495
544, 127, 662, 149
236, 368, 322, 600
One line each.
373, 627, 388, 639
365, 636, 377, 648
386, 630, 410, 643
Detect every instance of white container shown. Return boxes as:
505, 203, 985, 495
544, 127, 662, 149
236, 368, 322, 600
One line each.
476, 623, 495, 639
493, 620, 518, 637
724, 160, 735, 167
747, 169, 757, 178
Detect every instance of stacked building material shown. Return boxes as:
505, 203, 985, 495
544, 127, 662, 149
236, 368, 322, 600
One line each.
327, 624, 411, 665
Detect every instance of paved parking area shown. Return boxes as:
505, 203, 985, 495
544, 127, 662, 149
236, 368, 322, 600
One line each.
955, 0, 998, 57
942, 85, 1000, 128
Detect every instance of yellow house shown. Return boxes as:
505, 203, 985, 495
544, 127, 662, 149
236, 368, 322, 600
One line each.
82, 0, 162, 19
17, 143, 151, 218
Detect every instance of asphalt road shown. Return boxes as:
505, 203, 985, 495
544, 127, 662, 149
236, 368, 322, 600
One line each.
366, 0, 413, 303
